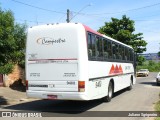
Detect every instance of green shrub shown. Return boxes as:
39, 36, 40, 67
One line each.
155, 98, 160, 120
0, 63, 14, 75
137, 61, 160, 72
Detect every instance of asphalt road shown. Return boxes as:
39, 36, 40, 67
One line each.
0, 72, 160, 120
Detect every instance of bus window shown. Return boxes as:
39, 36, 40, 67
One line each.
122, 46, 125, 60
119, 45, 123, 60
87, 33, 96, 60
91, 34, 96, 59
103, 39, 108, 60
112, 42, 119, 59
87, 33, 92, 58
107, 40, 112, 59
125, 47, 128, 61
130, 49, 134, 61
115, 43, 119, 59
128, 49, 131, 61
96, 36, 103, 60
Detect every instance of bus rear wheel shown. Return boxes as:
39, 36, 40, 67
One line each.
103, 81, 113, 102
128, 79, 133, 90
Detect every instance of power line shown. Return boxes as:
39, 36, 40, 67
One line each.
131, 13, 160, 19
134, 20, 160, 22
15, 17, 160, 34
15, 18, 45, 24
10, 0, 160, 33
11, 0, 160, 23
76, 12, 160, 22
136, 26, 160, 32
84, 2, 160, 15
11, 0, 66, 14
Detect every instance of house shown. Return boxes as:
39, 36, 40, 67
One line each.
140, 53, 160, 61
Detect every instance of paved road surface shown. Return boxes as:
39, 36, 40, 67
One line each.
0, 72, 159, 120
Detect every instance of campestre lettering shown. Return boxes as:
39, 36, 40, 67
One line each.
37, 37, 66, 45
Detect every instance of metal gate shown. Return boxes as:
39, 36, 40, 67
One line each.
0, 74, 3, 87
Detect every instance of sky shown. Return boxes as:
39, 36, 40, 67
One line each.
0, 0, 160, 53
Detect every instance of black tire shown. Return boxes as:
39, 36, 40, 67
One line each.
103, 82, 113, 102
128, 80, 133, 90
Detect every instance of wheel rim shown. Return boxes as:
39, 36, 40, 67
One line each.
108, 84, 113, 98
131, 81, 133, 87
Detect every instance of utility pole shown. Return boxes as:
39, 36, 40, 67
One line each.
66, 4, 91, 23
66, 9, 70, 23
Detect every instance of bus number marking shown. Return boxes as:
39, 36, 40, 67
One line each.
95, 81, 102, 88
67, 81, 75, 85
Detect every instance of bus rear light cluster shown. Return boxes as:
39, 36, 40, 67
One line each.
78, 81, 85, 92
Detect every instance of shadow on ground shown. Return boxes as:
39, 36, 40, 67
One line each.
140, 81, 158, 86
2, 88, 129, 115
4, 99, 103, 114
9, 79, 26, 92
0, 96, 8, 105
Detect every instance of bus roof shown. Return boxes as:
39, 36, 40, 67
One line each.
83, 24, 103, 36
82, 24, 133, 50
29, 23, 133, 50
83, 24, 133, 49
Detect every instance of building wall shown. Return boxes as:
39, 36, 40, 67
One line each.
3, 64, 25, 87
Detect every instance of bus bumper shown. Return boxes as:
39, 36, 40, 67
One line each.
26, 90, 89, 101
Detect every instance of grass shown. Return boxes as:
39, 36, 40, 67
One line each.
138, 61, 160, 120
137, 61, 160, 72
155, 93, 160, 120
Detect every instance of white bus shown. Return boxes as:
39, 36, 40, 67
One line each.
26, 23, 136, 102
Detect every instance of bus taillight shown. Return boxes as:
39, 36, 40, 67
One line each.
78, 81, 85, 92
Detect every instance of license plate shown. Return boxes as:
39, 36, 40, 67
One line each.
47, 95, 57, 100
48, 84, 55, 88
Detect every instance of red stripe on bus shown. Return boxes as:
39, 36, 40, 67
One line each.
28, 58, 78, 61
83, 24, 103, 36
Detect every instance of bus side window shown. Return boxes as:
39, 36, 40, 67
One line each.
122, 46, 125, 60
87, 33, 96, 60
130, 49, 134, 61
128, 49, 131, 61
115, 43, 119, 59
112, 42, 116, 59
119, 45, 122, 60
107, 40, 112, 59
103, 39, 108, 60
87, 33, 92, 58
91, 34, 96, 59
125, 47, 128, 61
96, 36, 103, 60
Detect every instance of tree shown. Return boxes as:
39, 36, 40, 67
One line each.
137, 56, 146, 66
11, 23, 27, 68
98, 15, 147, 54
158, 51, 160, 57
0, 7, 27, 74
